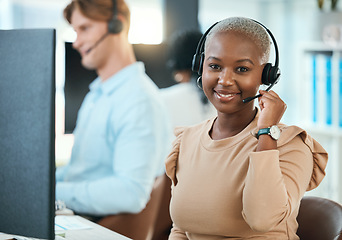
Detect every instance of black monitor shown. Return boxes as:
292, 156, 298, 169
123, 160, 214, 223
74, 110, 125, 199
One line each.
0, 29, 56, 239
64, 42, 174, 133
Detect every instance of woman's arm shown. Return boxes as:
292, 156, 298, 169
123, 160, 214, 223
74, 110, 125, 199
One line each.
242, 137, 313, 232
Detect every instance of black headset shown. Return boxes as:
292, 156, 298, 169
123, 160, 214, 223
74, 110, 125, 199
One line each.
192, 19, 280, 87
108, 0, 123, 34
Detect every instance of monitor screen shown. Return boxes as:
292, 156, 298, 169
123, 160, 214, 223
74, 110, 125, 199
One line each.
64, 42, 174, 133
0, 29, 56, 239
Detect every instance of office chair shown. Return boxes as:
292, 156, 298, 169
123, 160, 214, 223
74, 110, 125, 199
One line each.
97, 174, 166, 240
296, 196, 342, 240
151, 174, 173, 240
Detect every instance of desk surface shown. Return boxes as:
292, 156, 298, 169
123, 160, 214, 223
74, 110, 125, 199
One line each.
0, 216, 131, 240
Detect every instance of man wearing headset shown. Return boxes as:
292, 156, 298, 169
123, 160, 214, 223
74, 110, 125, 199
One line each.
56, 0, 172, 218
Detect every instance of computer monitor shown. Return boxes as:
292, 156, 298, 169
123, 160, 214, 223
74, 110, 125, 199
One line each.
64, 42, 174, 133
0, 29, 56, 239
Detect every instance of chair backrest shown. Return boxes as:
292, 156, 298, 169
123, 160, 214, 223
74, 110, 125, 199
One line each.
151, 174, 172, 240
296, 196, 342, 240
96, 174, 166, 240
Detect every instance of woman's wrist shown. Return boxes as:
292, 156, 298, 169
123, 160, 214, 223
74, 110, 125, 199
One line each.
256, 134, 277, 152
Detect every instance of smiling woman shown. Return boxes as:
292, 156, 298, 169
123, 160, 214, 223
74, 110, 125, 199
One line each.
164, 17, 328, 240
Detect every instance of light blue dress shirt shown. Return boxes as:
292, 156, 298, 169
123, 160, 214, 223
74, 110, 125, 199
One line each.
56, 62, 172, 216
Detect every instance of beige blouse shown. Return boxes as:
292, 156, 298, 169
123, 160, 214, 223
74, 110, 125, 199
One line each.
165, 111, 328, 240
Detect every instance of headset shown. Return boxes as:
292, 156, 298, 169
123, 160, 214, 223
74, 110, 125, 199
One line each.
85, 0, 123, 54
192, 19, 280, 103
108, 0, 123, 34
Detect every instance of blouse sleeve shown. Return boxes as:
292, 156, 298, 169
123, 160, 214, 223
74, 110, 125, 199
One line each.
165, 127, 185, 186
242, 126, 328, 232
168, 223, 189, 240
298, 130, 328, 191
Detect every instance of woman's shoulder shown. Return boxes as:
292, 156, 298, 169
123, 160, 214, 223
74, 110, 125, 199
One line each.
277, 124, 304, 144
277, 124, 319, 148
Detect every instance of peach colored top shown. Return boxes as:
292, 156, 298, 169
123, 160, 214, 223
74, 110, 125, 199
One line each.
165, 110, 328, 240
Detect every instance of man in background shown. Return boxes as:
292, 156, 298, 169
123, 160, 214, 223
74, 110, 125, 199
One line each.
56, 0, 172, 219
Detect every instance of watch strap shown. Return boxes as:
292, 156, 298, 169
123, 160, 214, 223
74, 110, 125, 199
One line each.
256, 127, 270, 139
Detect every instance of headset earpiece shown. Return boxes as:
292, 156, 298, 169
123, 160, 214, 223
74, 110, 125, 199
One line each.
108, 0, 123, 34
270, 66, 281, 85
262, 63, 280, 85
262, 63, 272, 85
108, 17, 123, 34
192, 22, 219, 76
192, 53, 201, 73
192, 52, 205, 76
197, 53, 204, 76
192, 53, 205, 76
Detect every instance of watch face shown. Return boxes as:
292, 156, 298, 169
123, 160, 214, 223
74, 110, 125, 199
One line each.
270, 125, 281, 140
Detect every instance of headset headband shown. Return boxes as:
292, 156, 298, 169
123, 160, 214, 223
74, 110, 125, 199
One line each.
192, 18, 280, 83
112, 0, 118, 17
253, 20, 279, 69
108, 0, 123, 34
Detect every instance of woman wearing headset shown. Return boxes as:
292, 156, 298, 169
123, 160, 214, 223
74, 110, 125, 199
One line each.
165, 17, 328, 239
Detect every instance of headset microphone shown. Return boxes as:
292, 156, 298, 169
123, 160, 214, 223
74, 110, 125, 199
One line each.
85, 32, 110, 55
242, 81, 277, 103
85, 0, 122, 55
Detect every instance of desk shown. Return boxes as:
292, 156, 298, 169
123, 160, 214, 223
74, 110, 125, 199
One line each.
0, 216, 131, 240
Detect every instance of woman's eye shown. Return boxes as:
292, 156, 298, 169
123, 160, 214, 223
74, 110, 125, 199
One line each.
209, 64, 221, 70
237, 67, 248, 72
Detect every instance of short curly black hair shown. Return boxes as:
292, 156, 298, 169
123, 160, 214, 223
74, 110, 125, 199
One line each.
166, 29, 203, 72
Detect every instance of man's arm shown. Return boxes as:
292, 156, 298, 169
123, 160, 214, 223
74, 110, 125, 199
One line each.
56, 97, 171, 216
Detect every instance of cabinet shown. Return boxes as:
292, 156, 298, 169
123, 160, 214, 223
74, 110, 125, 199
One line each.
300, 42, 342, 204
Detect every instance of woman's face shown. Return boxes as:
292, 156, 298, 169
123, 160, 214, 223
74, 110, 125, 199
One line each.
202, 31, 265, 115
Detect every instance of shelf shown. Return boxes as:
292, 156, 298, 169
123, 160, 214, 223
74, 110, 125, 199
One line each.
299, 41, 342, 204
300, 42, 342, 52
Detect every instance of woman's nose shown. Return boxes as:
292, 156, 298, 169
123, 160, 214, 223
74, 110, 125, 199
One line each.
218, 70, 235, 86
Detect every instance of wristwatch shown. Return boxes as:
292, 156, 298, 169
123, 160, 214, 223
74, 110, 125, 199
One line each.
256, 125, 281, 140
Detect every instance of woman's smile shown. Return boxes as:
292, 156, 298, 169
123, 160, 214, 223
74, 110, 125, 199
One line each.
214, 89, 241, 102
